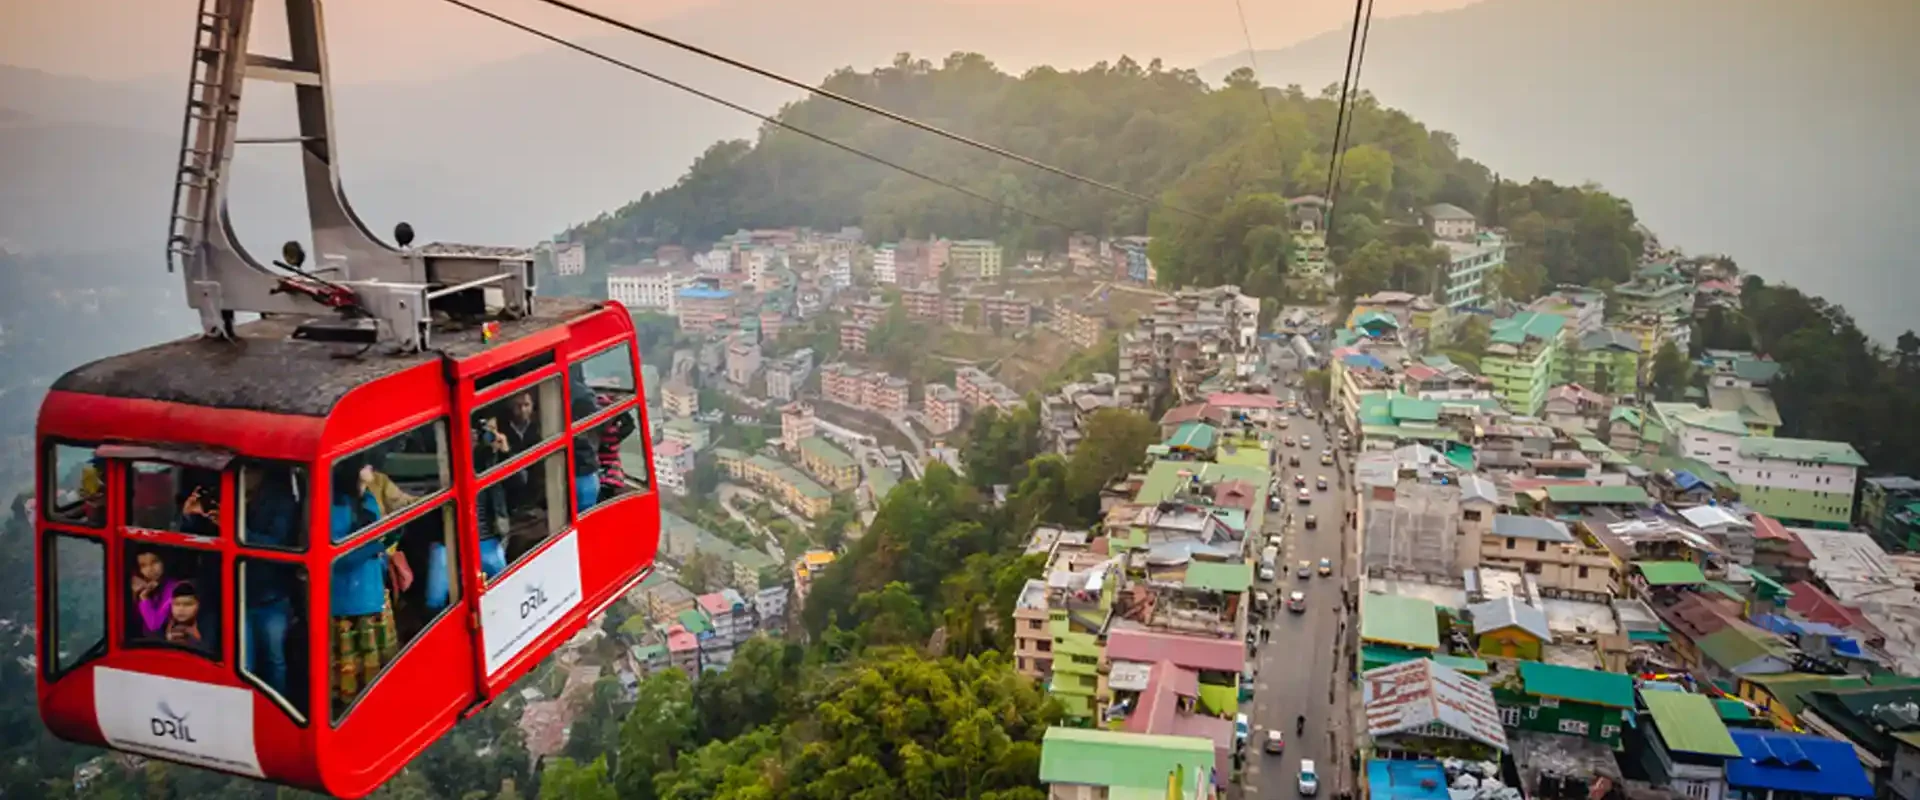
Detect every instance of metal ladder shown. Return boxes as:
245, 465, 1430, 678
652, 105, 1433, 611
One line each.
165, 0, 243, 274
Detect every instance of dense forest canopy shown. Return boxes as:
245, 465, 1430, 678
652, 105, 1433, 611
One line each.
562, 54, 1644, 300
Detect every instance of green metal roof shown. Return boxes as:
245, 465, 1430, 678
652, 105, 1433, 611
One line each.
1714, 698, 1755, 722
1610, 407, 1643, 427
1519, 661, 1636, 708
1637, 560, 1708, 586
1744, 673, 1870, 714
1695, 627, 1785, 671
1389, 396, 1442, 422
1165, 422, 1219, 451
1183, 560, 1253, 593
1038, 727, 1217, 790
1545, 484, 1652, 506
865, 469, 900, 502
1432, 654, 1490, 675
1642, 691, 1741, 757
798, 436, 856, 468
1490, 311, 1566, 345
1134, 459, 1270, 505
676, 608, 712, 635
1630, 454, 1737, 490
1360, 594, 1440, 650
1739, 436, 1868, 468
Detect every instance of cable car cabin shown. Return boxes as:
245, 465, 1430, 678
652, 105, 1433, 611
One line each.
33, 296, 660, 798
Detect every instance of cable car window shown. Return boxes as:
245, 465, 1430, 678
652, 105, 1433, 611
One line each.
331, 420, 450, 543
330, 501, 461, 723
44, 442, 105, 528
473, 350, 557, 394
576, 408, 647, 515
569, 344, 637, 422
239, 462, 308, 551
479, 450, 572, 581
46, 534, 106, 677
124, 543, 222, 659
124, 460, 223, 537
238, 557, 309, 722
471, 378, 563, 478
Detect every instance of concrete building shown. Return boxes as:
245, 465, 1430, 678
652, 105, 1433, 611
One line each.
948, 239, 1003, 280
1729, 437, 1867, 528
712, 448, 834, 518
1052, 299, 1105, 349
675, 287, 735, 333
864, 375, 910, 415
1482, 514, 1616, 595
956, 366, 1022, 414
1436, 232, 1506, 310
552, 241, 586, 276
797, 436, 859, 490
839, 319, 870, 354
662, 380, 698, 418
924, 384, 963, 435
662, 418, 712, 452
652, 439, 693, 496
780, 402, 816, 452
873, 244, 897, 284
1423, 202, 1479, 240
1647, 402, 1749, 471
792, 549, 837, 608
1482, 312, 1566, 417
725, 338, 761, 386
901, 284, 945, 321
1013, 579, 1052, 681
1558, 327, 1642, 398
1862, 477, 1920, 548
1613, 263, 1697, 353
764, 348, 814, 402
1528, 286, 1607, 338
607, 266, 691, 312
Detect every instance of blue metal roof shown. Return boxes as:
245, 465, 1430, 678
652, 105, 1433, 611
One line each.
1724, 730, 1873, 798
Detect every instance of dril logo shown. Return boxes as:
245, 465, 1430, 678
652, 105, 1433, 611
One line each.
519, 584, 549, 620
149, 701, 196, 743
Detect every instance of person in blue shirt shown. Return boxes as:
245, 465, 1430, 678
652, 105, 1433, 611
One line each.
328, 456, 396, 708
241, 465, 300, 700
569, 369, 604, 513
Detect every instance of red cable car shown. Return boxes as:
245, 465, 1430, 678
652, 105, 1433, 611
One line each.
33, 1, 660, 796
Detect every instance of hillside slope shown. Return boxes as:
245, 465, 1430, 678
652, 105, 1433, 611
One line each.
1202, 0, 1918, 339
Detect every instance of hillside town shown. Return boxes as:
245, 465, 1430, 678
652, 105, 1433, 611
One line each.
538, 194, 1919, 800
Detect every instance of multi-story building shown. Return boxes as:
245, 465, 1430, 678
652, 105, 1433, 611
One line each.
820, 363, 868, 407
1861, 477, 1920, 548
823, 253, 852, 289
955, 366, 1021, 414
780, 402, 816, 452
764, 348, 813, 402
839, 319, 870, 354
1436, 232, 1506, 310
1646, 402, 1747, 471
662, 380, 698, 418
711, 448, 834, 518
607, 266, 692, 313
1558, 327, 1642, 397
1012, 579, 1051, 681
1051, 299, 1104, 349
1422, 202, 1479, 240
797, 436, 859, 490
652, 439, 694, 495
1482, 514, 1616, 594
948, 239, 1002, 281
864, 375, 910, 414
1728, 437, 1867, 529
1482, 311, 1566, 416
725, 338, 761, 386
848, 298, 891, 328
1613, 262, 1696, 353
675, 287, 735, 333
662, 417, 711, 452
553, 241, 586, 276
1529, 286, 1607, 338
791, 549, 837, 608
873, 244, 898, 284
924, 384, 963, 435
697, 591, 753, 646
901, 284, 945, 321
975, 291, 1034, 329
1706, 384, 1782, 436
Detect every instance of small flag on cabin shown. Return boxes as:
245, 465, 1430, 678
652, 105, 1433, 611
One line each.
482, 321, 500, 343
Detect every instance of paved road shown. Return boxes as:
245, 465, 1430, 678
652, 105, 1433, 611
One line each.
1243, 385, 1353, 797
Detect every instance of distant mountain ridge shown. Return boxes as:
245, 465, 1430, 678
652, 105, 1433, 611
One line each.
1201, 0, 1917, 340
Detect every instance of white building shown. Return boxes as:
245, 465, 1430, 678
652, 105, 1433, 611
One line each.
1423, 203, 1479, 241
825, 253, 852, 288
1727, 437, 1866, 528
607, 267, 690, 313
873, 244, 897, 284
1436, 232, 1506, 310
1650, 402, 1747, 471
554, 241, 586, 276
653, 440, 693, 495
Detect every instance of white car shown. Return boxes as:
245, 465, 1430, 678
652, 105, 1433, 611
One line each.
1288, 591, 1307, 612
1259, 565, 1277, 582
1298, 759, 1320, 795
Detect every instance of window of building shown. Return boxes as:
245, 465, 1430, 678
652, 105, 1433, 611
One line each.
1578, 565, 1590, 579
1536, 540, 1547, 552
1038, 640, 1051, 653
44, 442, 104, 528
1463, 509, 1483, 522
331, 419, 450, 543
123, 543, 222, 659
1506, 537, 1516, 550
45, 534, 106, 677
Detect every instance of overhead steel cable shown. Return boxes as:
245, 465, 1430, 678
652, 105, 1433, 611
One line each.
1231, 0, 1289, 161
518, 0, 1212, 221
1327, 0, 1378, 214
436, 0, 1079, 231
1322, 0, 1368, 207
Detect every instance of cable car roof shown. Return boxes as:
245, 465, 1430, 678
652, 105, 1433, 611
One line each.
52, 296, 605, 417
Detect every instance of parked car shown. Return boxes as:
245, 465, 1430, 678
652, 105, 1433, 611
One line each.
1259, 564, 1277, 582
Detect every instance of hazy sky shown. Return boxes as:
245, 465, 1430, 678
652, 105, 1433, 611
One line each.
2, 0, 1476, 83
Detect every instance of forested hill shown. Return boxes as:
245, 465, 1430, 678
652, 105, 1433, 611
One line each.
564, 53, 1642, 296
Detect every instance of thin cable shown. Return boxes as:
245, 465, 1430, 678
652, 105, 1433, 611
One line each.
1232, 0, 1288, 161
436, 0, 1077, 232
1322, 0, 1368, 206
520, 0, 1210, 221
1327, 0, 1377, 216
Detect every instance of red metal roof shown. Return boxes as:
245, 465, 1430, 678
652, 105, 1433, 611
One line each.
1784, 581, 1883, 642
1106, 628, 1244, 673
1206, 392, 1280, 410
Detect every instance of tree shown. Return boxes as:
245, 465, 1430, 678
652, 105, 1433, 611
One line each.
614, 670, 697, 800
1064, 408, 1159, 514
537, 757, 617, 800
960, 404, 1042, 491
679, 550, 719, 593
1301, 369, 1332, 404
1448, 315, 1491, 359
1648, 341, 1691, 401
